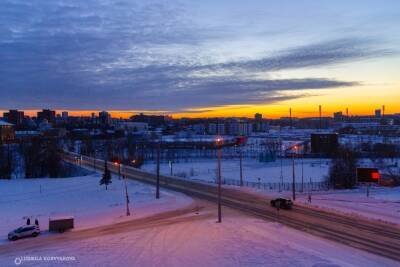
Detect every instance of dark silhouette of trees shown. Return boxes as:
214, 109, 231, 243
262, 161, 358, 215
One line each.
20, 138, 62, 178
329, 146, 358, 189
0, 143, 13, 179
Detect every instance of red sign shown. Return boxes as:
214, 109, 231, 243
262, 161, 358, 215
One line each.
357, 168, 380, 183
371, 172, 380, 180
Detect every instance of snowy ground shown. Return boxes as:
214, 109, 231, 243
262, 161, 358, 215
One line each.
0, 172, 192, 244
269, 186, 400, 225
0, 203, 397, 267
142, 158, 331, 183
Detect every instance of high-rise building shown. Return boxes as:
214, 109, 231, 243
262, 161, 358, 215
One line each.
37, 109, 56, 123
254, 113, 262, 121
3, 109, 24, 126
0, 120, 15, 143
99, 111, 111, 125
61, 111, 69, 119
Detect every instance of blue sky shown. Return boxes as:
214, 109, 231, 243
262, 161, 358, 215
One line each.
0, 0, 399, 116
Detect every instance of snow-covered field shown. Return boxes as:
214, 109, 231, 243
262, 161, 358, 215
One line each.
0, 205, 397, 267
142, 158, 330, 184
0, 172, 192, 244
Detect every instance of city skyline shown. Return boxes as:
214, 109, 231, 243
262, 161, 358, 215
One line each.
0, 106, 397, 120
1, 1, 399, 117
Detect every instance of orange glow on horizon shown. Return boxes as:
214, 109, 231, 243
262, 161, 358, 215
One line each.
1, 104, 399, 120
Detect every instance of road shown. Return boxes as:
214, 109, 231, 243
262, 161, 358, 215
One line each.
66, 153, 400, 262
0, 202, 207, 255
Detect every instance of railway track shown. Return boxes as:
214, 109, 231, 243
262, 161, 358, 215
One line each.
64, 153, 400, 262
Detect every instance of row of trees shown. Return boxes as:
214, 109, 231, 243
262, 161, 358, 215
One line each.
0, 144, 13, 179
0, 138, 62, 179
20, 139, 62, 178
329, 146, 358, 189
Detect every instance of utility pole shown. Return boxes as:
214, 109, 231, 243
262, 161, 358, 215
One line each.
156, 141, 160, 199
239, 148, 243, 186
216, 138, 223, 223
289, 108, 292, 129
118, 162, 121, 180
301, 154, 304, 193
292, 146, 296, 201
279, 126, 283, 192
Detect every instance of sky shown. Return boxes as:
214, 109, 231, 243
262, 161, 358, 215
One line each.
0, 0, 399, 118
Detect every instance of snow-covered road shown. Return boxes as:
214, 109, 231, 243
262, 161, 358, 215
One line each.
0, 201, 397, 267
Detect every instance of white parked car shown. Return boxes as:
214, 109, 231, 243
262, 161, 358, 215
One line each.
8, 225, 40, 241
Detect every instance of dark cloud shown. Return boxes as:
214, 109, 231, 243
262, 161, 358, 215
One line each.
0, 1, 390, 112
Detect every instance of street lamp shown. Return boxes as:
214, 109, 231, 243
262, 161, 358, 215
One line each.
114, 161, 121, 180
238, 146, 243, 186
216, 137, 223, 223
301, 152, 304, 193
156, 141, 161, 199
292, 145, 297, 201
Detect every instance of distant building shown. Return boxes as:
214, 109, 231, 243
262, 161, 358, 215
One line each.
375, 109, 381, 118
208, 123, 225, 135
254, 113, 266, 132
99, 111, 111, 125
333, 111, 343, 120
61, 111, 69, 119
0, 120, 16, 143
311, 133, 338, 154
116, 121, 149, 134
3, 109, 24, 126
37, 109, 56, 123
192, 124, 206, 135
238, 121, 253, 136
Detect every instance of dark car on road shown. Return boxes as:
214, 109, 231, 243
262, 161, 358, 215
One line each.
270, 198, 293, 209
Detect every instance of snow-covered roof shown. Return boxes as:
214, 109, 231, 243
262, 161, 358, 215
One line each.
0, 120, 13, 126
49, 216, 74, 221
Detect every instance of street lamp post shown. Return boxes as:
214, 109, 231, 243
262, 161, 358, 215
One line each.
156, 141, 160, 199
239, 148, 243, 186
292, 146, 297, 201
118, 163, 121, 180
169, 160, 173, 176
301, 154, 304, 193
216, 137, 223, 223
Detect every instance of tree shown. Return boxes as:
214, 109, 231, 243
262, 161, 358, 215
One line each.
329, 146, 358, 189
45, 140, 62, 177
20, 138, 44, 178
100, 160, 112, 190
0, 144, 13, 179
20, 138, 62, 178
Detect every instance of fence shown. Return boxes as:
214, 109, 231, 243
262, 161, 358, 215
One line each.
211, 178, 330, 192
